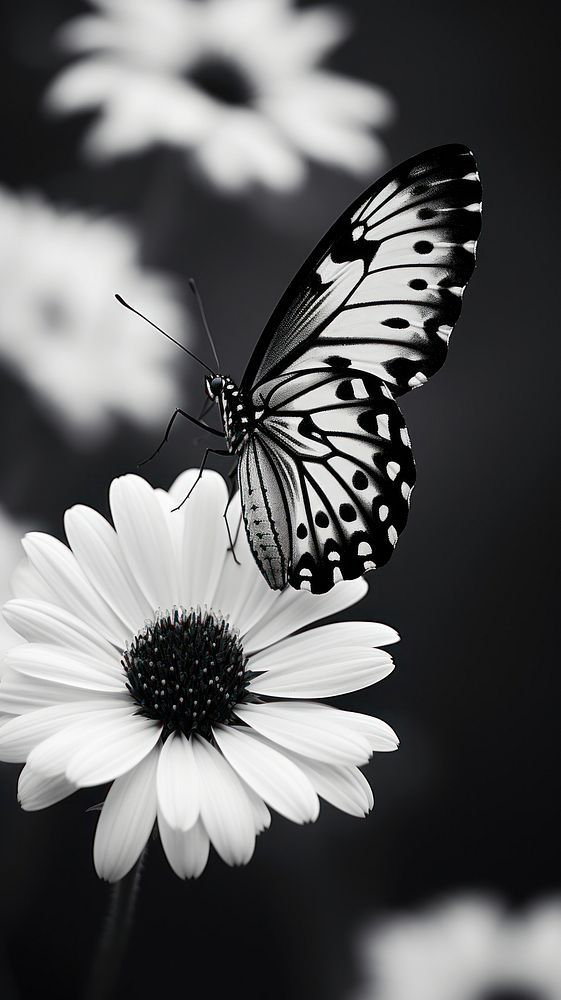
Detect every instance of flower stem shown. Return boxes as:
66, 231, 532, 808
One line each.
84, 848, 147, 1000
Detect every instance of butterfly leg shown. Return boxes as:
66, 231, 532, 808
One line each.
171, 447, 230, 512
138, 407, 223, 467
197, 397, 214, 421
222, 473, 242, 566
190, 399, 217, 447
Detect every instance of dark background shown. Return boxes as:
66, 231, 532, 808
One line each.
0, 1, 558, 998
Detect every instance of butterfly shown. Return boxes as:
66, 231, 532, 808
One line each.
122, 144, 481, 594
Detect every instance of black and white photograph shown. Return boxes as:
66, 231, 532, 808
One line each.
0, 2, 557, 998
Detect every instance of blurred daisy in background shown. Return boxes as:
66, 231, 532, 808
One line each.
45, 0, 394, 193
351, 895, 561, 1000
0, 469, 399, 881
0, 509, 26, 658
0, 188, 188, 442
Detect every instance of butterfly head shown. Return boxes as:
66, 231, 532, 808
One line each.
205, 374, 226, 401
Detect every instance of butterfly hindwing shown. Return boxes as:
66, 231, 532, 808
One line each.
243, 144, 481, 402
238, 369, 415, 593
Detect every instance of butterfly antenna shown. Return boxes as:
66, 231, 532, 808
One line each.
115, 293, 213, 374
188, 278, 221, 371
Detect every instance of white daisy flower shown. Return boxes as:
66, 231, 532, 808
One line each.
0, 469, 399, 882
0, 187, 188, 441
45, 0, 394, 193
352, 895, 561, 1000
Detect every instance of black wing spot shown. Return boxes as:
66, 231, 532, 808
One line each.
417, 208, 436, 220
414, 240, 434, 254
423, 317, 440, 335
357, 410, 378, 434
339, 503, 357, 522
352, 470, 369, 490
314, 511, 329, 528
298, 414, 323, 441
381, 317, 409, 329
411, 184, 429, 195
309, 270, 326, 292
335, 380, 355, 400
325, 355, 352, 369
331, 232, 380, 268
297, 523, 308, 539
409, 278, 428, 290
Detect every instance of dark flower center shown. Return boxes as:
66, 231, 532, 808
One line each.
123, 608, 249, 740
188, 55, 255, 107
477, 988, 543, 1000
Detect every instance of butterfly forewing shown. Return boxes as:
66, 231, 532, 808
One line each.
235, 144, 481, 591
243, 144, 481, 399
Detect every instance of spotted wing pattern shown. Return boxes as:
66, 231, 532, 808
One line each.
236, 144, 481, 592
238, 369, 415, 592
243, 144, 482, 402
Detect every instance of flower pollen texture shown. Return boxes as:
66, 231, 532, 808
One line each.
124, 608, 248, 739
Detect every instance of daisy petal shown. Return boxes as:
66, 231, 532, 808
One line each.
251, 622, 399, 667
235, 702, 372, 765
214, 724, 319, 824
109, 475, 178, 612
282, 702, 399, 752
166, 470, 199, 555
11, 559, 57, 603
2, 599, 120, 660
240, 779, 271, 834
179, 472, 229, 610
243, 578, 367, 654
285, 754, 374, 817
57, 15, 122, 55
18, 764, 76, 811
0, 670, 124, 714
195, 132, 256, 192
27, 708, 138, 777
191, 735, 255, 866
158, 814, 210, 879
222, 111, 305, 191
156, 731, 200, 831
64, 504, 152, 633
22, 533, 125, 645
45, 59, 123, 113
94, 747, 159, 882
248, 651, 392, 698
0, 699, 125, 763
280, 7, 347, 67
5, 644, 124, 692
249, 622, 395, 698
66, 713, 162, 786
335, 710, 399, 752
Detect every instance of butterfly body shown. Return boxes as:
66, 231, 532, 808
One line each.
204, 145, 482, 593
205, 375, 255, 453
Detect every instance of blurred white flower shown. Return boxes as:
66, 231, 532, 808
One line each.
352, 895, 561, 1000
0, 188, 188, 441
45, 0, 394, 193
0, 509, 26, 658
0, 469, 399, 881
